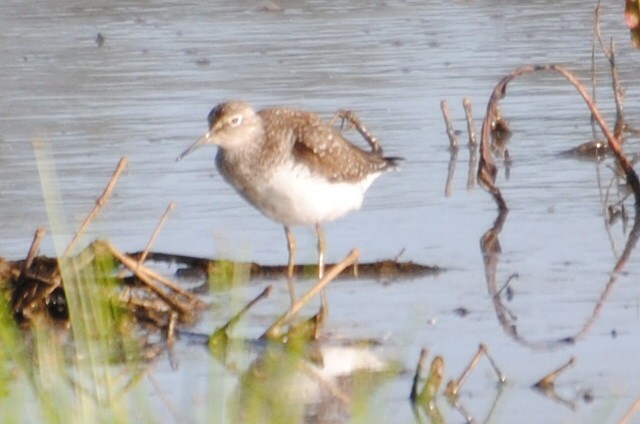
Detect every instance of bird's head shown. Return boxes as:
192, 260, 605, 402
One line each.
177, 101, 262, 161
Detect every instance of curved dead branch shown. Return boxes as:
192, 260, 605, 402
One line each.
477, 65, 640, 349
478, 64, 640, 211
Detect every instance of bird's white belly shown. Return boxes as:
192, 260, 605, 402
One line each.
250, 162, 380, 226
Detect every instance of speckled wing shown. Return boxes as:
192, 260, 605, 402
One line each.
259, 108, 397, 184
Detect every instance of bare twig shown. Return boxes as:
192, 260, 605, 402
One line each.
463, 98, 477, 146
590, 1, 600, 140
262, 249, 360, 339
607, 40, 625, 141
496, 273, 519, 297
215, 286, 272, 336
478, 65, 640, 211
445, 344, 505, 398
534, 357, 576, 389
23, 227, 46, 273
138, 202, 175, 267
105, 241, 204, 316
64, 157, 129, 257
441, 100, 458, 150
592, 1, 626, 140
619, 397, 640, 424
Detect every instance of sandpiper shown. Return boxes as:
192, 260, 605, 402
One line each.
177, 101, 400, 310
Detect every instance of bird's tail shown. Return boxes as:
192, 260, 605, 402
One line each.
383, 156, 404, 170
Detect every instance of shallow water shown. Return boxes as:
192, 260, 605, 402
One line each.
2, 0, 640, 422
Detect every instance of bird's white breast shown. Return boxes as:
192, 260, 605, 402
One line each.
249, 160, 381, 226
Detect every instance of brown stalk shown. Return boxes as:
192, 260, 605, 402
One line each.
619, 397, 640, 424
445, 344, 505, 398
478, 65, 640, 211
23, 227, 46, 273
110, 242, 203, 306
262, 249, 360, 339
441, 100, 458, 150
534, 357, 576, 390
214, 285, 272, 336
594, 1, 625, 140
138, 202, 175, 267
463, 97, 477, 146
37, 158, 128, 305
64, 157, 129, 257
105, 241, 199, 316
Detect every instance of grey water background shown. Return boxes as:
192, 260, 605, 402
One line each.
2, 1, 640, 422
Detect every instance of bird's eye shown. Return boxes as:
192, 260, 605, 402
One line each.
229, 115, 242, 126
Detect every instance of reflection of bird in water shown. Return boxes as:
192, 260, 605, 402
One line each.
177, 101, 400, 310
233, 341, 391, 423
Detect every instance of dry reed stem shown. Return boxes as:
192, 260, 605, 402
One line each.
463, 98, 477, 146
534, 357, 576, 389
138, 202, 175, 267
619, 397, 640, 424
23, 227, 46, 272
478, 65, 640, 211
446, 344, 484, 397
446, 345, 506, 398
441, 100, 458, 149
117, 245, 204, 306
478, 70, 640, 350
64, 157, 128, 257
262, 249, 360, 339
106, 241, 199, 316
215, 286, 272, 336
607, 41, 625, 140
594, 0, 625, 140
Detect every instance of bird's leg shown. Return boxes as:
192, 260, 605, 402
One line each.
329, 110, 355, 132
330, 110, 382, 155
284, 226, 296, 307
315, 224, 328, 315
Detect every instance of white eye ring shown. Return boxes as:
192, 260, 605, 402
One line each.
230, 115, 243, 126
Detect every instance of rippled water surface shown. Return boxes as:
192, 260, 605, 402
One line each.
2, 1, 640, 423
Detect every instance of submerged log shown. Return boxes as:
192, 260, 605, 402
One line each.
130, 251, 443, 282
0, 246, 442, 327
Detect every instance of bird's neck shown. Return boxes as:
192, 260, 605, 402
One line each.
216, 124, 268, 178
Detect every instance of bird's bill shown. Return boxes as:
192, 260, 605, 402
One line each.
176, 130, 213, 162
